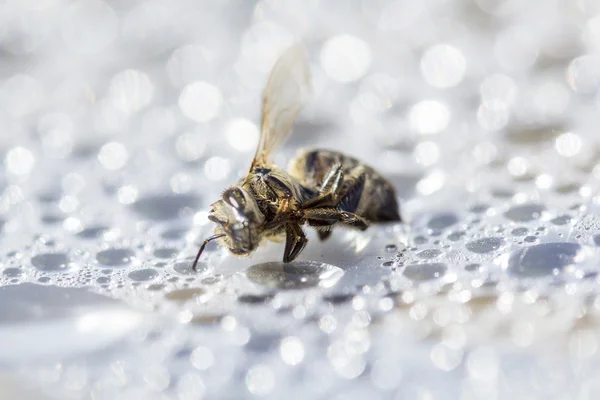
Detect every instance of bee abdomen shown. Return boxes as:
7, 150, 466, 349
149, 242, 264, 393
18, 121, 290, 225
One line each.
289, 149, 401, 223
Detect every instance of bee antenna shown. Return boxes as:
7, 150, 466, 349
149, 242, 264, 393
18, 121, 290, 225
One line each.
192, 233, 226, 272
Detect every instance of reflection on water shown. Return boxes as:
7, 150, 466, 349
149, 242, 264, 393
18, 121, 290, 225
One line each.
246, 261, 344, 290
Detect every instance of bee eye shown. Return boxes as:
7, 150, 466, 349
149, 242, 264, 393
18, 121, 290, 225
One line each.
223, 188, 246, 209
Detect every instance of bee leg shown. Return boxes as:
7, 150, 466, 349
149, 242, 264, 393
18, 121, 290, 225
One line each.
304, 208, 370, 231
283, 223, 307, 263
319, 163, 343, 194
301, 165, 345, 209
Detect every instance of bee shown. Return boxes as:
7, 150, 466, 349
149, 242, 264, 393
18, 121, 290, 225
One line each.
192, 44, 402, 270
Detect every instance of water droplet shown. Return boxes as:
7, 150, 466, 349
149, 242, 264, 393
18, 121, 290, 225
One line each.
551, 216, 572, 226
421, 44, 466, 88
154, 248, 179, 259
382, 261, 394, 268
31, 253, 71, 272
173, 260, 204, 275
505, 243, 586, 278
524, 236, 538, 243
2, 268, 23, 278
96, 249, 135, 267
165, 288, 206, 303
96, 276, 109, 284
246, 261, 344, 290
504, 204, 545, 222
76, 226, 109, 239
5, 146, 35, 176
403, 263, 447, 281
448, 231, 465, 241
178, 81, 223, 122
161, 228, 189, 240
427, 213, 459, 230
465, 263, 480, 272
469, 204, 489, 214
385, 244, 398, 253
238, 293, 274, 305
511, 227, 528, 236
322, 293, 355, 304
414, 236, 428, 245
466, 237, 504, 254
320, 34, 371, 83
128, 269, 159, 282
417, 249, 442, 259
146, 284, 164, 291
132, 194, 199, 220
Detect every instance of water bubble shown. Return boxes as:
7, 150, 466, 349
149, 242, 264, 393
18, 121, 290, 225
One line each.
323, 293, 355, 304
173, 261, 204, 276
225, 118, 260, 152
421, 44, 466, 88
504, 204, 545, 222
246, 261, 344, 290
109, 70, 154, 114
555, 132, 582, 158
403, 263, 447, 281
409, 100, 450, 135
178, 81, 223, 122
161, 228, 189, 240
466, 237, 504, 254
511, 227, 529, 236
190, 346, 214, 370
417, 249, 442, 259
165, 288, 205, 303
76, 226, 109, 239
31, 253, 71, 272
505, 243, 585, 278
128, 269, 159, 282
320, 34, 371, 83
153, 248, 179, 259
465, 263, 480, 272
5, 147, 36, 176
280, 336, 305, 366
477, 100, 509, 131
524, 235, 538, 243
2, 268, 23, 278
237, 293, 274, 305
448, 231, 465, 241
97, 142, 128, 170
413, 141, 440, 166
132, 194, 199, 220
567, 54, 600, 93
96, 249, 135, 267
245, 364, 275, 396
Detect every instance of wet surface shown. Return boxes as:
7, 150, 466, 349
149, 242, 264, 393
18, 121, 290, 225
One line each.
1, 1, 600, 399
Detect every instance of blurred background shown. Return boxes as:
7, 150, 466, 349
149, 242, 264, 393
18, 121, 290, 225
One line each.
1, 0, 600, 399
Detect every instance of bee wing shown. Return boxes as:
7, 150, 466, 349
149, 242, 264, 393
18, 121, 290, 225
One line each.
251, 44, 311, 169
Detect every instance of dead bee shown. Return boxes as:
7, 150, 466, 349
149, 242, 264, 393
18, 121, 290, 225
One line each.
192, 44, 401, 270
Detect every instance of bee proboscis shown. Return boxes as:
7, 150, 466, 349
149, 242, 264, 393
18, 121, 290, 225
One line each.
193, 44, 401, 270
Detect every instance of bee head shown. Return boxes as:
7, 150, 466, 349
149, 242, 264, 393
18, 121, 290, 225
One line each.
208, 187, 266, 255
